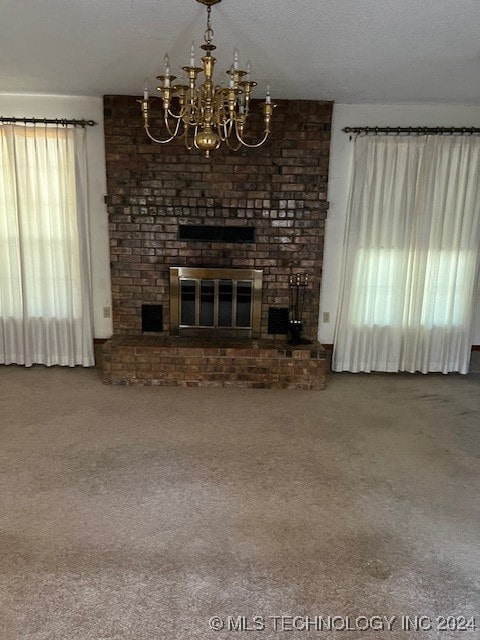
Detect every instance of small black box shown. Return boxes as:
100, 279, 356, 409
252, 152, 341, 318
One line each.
268, 307, 289, 335
142, 304, 163, 333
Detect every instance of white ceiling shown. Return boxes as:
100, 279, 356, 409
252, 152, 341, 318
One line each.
1, 0, 480, 104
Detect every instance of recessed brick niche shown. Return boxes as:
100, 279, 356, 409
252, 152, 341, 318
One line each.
102, 96, 332, 388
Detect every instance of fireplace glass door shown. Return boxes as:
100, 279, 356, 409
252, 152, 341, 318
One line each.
170, 268, 262, 337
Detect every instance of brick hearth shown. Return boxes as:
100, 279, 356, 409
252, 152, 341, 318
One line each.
103, 335, 326, 389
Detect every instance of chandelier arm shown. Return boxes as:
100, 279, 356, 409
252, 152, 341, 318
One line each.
224, 136, 243, 151
222, 123, 232, 141
144, 125, 178, 144
166, 108, 183, 120
216, 123, 226, 142
237, 132, 270, 148
182, 127, 195, 150
162, 114, 184, 139
234, 122, 271, 148
192, 125, 201, 150
185, 124, 200, 151
216, 120, 233, 142
186, 98, 201, 127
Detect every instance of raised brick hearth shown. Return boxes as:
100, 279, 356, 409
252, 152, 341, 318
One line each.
103, 335, 326, 389
103, 96, 332, 388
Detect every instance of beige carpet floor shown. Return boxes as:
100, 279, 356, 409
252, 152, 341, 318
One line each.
0, 365, 479, 639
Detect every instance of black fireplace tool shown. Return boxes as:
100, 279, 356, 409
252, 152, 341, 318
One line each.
288, 272, 312, 345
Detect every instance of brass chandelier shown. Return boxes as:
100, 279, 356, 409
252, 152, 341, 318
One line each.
139, 0, 275, 157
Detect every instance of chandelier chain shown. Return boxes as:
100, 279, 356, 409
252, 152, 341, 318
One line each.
204, 5, 214, 45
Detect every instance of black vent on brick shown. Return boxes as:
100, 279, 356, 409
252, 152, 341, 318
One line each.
268, 307, 289, 335
179, 225, 255, 243
142, 304, 163, 333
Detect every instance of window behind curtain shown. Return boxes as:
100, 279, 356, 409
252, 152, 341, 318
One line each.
350, 249, 477, 327
0, 123, 94, 367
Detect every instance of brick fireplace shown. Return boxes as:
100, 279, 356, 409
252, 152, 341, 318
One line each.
102, 96, 332, 388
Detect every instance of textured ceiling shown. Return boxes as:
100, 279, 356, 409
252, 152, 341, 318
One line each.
1, 0, 480, 103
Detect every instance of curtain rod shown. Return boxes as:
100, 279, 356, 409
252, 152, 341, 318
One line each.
343, 126, 480, 136
0, 116, 96, 127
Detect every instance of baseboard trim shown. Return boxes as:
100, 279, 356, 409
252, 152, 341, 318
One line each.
321, 343, 480, 351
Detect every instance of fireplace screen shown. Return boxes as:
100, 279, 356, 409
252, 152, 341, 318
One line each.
170, 267, 263, 337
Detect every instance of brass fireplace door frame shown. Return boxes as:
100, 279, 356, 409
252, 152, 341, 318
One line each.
169, 267, 263, 338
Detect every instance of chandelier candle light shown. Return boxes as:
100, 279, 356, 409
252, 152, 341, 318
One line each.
139, 0, 275, 157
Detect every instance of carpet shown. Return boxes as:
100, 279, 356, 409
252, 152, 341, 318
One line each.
0, 366, 479, 639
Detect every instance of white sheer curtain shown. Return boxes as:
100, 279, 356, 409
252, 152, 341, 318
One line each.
0, 124, 94, 367
333, 135, 480, 374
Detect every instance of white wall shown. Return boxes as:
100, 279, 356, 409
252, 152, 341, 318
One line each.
320, 103, 480, 345
0, 93, 112, 338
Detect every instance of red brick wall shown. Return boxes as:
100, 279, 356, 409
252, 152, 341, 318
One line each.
104, 96, 332, 339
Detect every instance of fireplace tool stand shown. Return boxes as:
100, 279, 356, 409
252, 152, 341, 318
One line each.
288, 272, 312, 345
